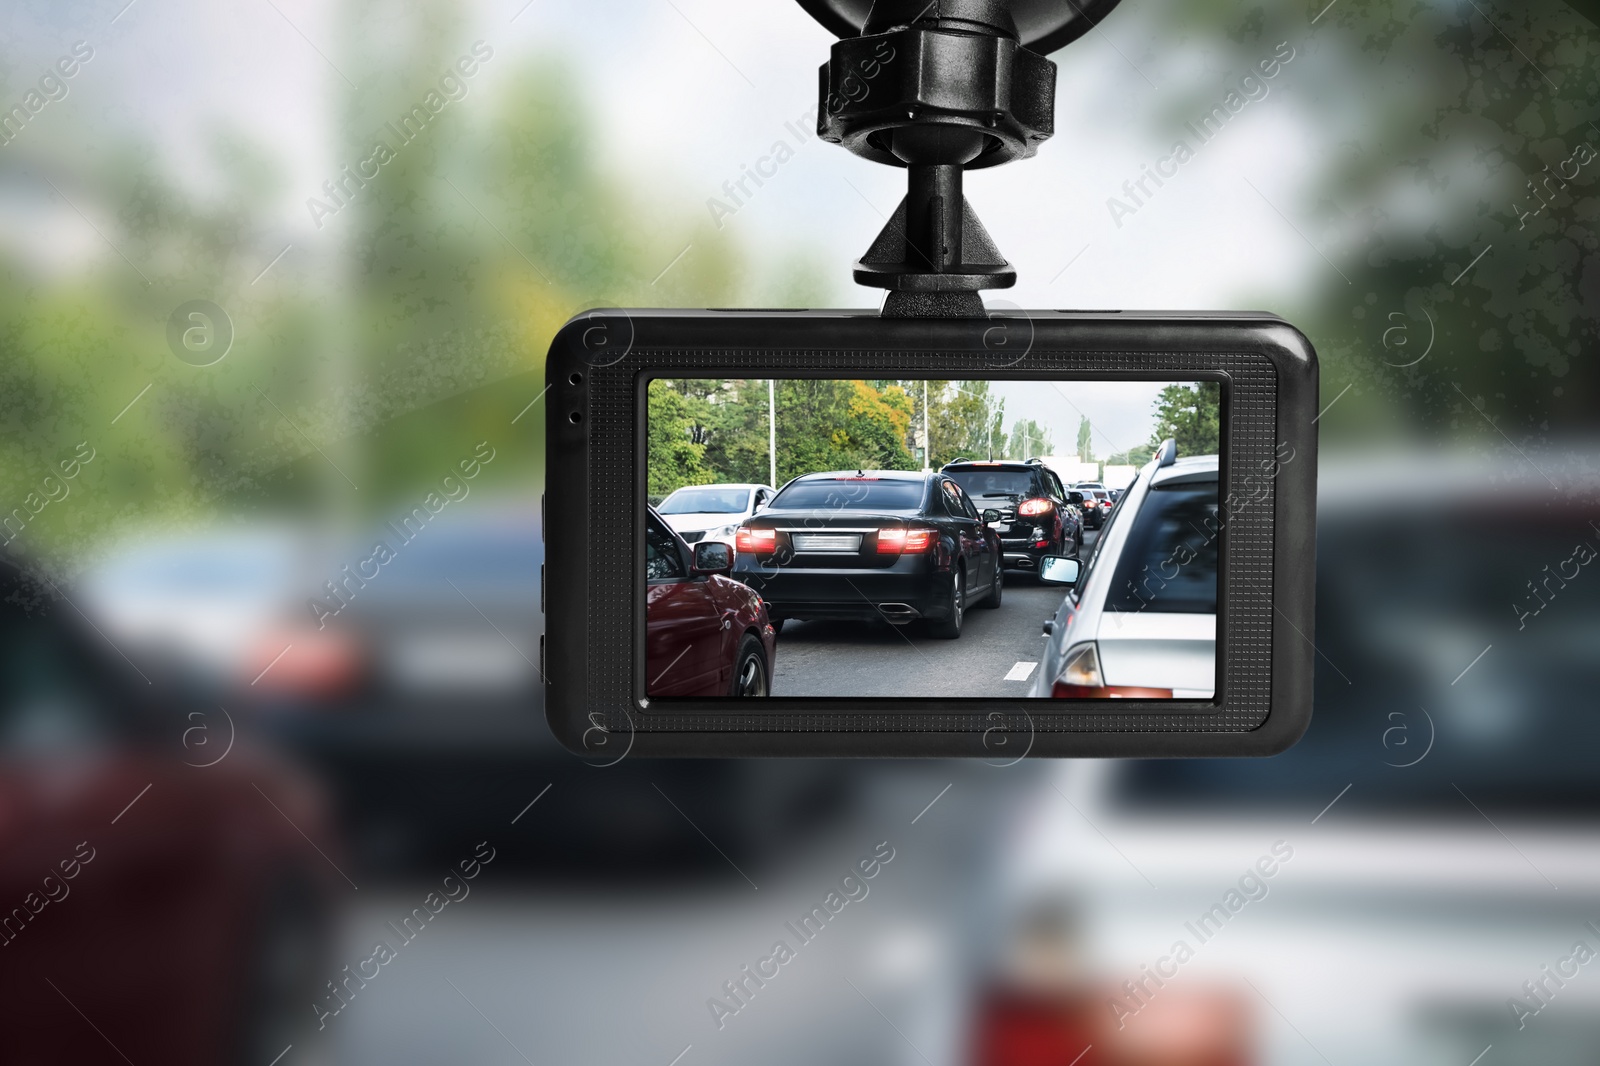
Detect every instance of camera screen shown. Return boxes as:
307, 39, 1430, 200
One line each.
644, 378, 1222, 701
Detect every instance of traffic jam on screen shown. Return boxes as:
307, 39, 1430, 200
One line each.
643, 378, 1221, 700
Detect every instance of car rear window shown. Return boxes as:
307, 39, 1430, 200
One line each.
1103, 483, 1219, 614
946, 469, 1036, 497
771, 479, 925, 511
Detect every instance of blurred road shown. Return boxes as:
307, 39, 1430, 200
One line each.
771, 531, 1098, 698
321, 766, 1038, 1066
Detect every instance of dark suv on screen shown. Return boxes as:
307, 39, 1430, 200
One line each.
731, 470, 1002, 639
942, 459, 1084, 570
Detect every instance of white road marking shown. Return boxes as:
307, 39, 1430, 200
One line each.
1004, 661, 1037, 682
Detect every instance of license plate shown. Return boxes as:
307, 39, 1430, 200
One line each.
991, 522, 1010, 533
791, 532, 862, 553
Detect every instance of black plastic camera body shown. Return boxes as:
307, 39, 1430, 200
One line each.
542, 308, 1317, 759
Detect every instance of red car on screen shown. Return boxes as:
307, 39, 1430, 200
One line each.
646, 507, 776, 697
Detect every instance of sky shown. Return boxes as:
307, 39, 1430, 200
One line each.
975, 378, 1175, 461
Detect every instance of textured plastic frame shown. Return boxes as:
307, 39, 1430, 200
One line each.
544, 310, 1317, 758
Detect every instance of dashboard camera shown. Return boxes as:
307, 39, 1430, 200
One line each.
543, 309, 1316, 758
541, 0, 1318, 758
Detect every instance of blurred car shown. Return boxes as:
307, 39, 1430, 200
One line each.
77, 501, 853, 877
0, 556, 341, 1065
657, 482, 777, 546
1035, 445, 1218, 698
732, 469, 1002, 638
943, 458, 1085, 569
646, 506, 775, 697
984, 449, 1600, 1066
76, 524, 332, 695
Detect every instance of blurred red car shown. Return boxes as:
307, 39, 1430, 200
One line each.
0, 558, 343, 1064
646, 507, 775, 697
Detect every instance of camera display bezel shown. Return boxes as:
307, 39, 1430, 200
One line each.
544, 309, 1317, 758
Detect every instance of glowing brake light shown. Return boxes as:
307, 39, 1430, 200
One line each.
877, 527, 935, 554
736, 527, 776, 553
1017, 498, 1053, 517
1048, 642, 1172, 699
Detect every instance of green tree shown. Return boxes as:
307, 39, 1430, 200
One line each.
1076, 416, 1092, 463
926, 380, 1005, 467
646, 380, 714, 497
1105, 442, 1156, 467
701, 380, 773, 486
1149, 382, 1221, 459
1007, 418, 1052, 460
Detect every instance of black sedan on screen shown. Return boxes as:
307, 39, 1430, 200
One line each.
730, 470, 1002, 639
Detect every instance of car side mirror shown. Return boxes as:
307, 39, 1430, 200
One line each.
1068, 491, 1084, 504
1037, 555, 1081, 586
981, 508, 1001, 524
693, 541, 733, 575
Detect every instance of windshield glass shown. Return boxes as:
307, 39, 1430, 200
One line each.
658, 487, 749, 514
946, 469, 1036, 498
771, 479, 925, 511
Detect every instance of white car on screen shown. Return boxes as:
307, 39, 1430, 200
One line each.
1032, 442, 1218, 699
655, 482, 777, 547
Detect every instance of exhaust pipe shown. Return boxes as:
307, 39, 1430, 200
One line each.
877, 603, 920, 623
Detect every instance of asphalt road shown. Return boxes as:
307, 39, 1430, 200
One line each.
322, 763, 1042, 1066
772, 531, 1097, 698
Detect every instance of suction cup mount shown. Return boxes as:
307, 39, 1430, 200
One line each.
800, 0, 1123, 315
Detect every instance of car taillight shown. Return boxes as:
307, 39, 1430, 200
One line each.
1049, 642, 1173, 699
1017, 498, 1053, 517
736, 527, 775, 553
245, 629, 365, 700
973, 981, 1251, 1066
877, 527, 935, 554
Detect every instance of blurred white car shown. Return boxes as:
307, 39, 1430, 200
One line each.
77, 524, 332, 691
656, 482, 776, 547
979, 450, 1600, 1066
1033, 446, 1218, 699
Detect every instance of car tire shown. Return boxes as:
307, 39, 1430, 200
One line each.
929, 568, 965, 639
979, 560, 1002, 608
730, 634, 770, 697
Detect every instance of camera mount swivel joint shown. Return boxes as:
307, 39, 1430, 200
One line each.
798, 0, 1122, 315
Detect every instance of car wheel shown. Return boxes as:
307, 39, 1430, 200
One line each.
979, 560, 1002, 608
929, 568, 965, 639
730, 634, 769, 697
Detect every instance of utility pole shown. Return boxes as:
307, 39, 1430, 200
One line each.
768, 379, 777, 487
923, 379, 931, 471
